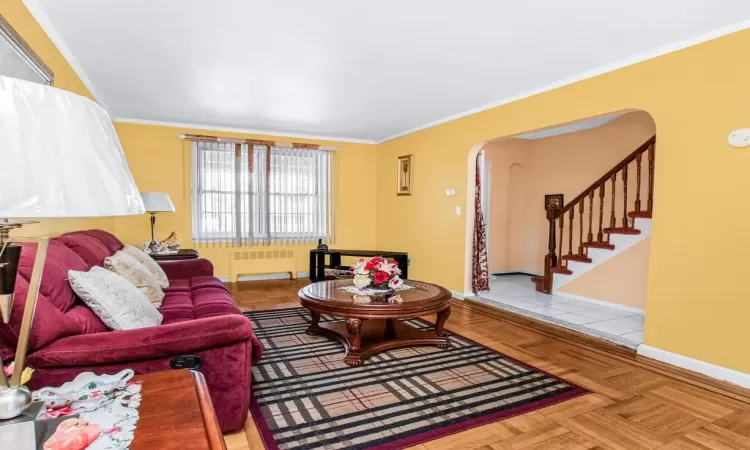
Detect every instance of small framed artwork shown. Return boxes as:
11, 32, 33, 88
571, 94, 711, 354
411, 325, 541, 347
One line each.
544, 194, 564, 210
397, 154, 413, 196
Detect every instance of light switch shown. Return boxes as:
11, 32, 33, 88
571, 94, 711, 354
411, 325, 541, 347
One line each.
446, 189, 456, 196
455, 206, 461, 216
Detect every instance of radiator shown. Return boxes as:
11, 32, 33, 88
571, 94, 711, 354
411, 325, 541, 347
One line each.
230, 249, 296, 282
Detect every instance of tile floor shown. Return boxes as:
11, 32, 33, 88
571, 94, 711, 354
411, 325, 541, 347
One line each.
475, 274, 644, 349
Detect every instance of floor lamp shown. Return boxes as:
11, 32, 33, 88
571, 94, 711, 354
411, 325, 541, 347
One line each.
0, 75, 144, 420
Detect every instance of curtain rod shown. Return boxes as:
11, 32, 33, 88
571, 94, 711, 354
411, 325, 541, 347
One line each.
178, 133, 339, 151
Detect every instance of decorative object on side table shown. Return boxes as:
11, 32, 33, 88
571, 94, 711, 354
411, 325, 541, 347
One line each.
140, 192, 176, 253
148, 248, 199, 261
0, 74, 144, 443
397, 154, 413, 196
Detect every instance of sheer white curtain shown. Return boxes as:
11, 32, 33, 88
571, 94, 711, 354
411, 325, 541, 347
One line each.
192, 141, 334, 246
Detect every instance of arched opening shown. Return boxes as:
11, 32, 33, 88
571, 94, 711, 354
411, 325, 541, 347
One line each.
466, 109, 656, 349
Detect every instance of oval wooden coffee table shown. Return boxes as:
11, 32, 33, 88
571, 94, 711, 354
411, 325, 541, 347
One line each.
299, 279, 452, 366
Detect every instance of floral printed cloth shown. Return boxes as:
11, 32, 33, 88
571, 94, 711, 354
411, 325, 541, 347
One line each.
34, 379, 143, 450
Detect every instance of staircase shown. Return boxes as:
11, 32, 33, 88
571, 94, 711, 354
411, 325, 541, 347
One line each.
533, 136, 656, 294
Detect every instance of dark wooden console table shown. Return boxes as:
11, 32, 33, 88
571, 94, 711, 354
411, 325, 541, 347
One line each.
309, 249, 408, 282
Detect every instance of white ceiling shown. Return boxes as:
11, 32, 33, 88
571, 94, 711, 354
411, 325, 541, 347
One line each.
23, 0, 750, 143
514, 113, 625, 140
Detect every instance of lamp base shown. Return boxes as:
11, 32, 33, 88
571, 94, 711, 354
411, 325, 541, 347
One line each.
0, 387, 32, 420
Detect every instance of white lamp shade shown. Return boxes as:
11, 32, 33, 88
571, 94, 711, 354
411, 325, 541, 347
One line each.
141, 192, 175, 213
0, 75, 144, 218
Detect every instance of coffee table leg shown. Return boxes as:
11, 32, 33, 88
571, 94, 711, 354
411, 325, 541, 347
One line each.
306, 311, 322, 336
384, 319, 396, 339
435, 307, 451, 337
343, 318, 363, 366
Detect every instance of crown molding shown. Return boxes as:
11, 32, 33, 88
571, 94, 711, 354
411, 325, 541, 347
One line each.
114, 117, 378, 145
22, 0, 111, 113
375, 18, 750, 144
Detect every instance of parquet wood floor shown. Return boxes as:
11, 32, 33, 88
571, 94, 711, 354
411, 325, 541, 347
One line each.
223, 280, 750, 450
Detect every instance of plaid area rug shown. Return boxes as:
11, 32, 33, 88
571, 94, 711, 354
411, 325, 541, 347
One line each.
246, 308, 587, 450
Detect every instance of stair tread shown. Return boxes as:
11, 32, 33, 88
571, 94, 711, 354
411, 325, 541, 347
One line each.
628, 210, 653, 219
562, 255, 593, 263
603, 227, 641, 235
583, 241, 616, 250
550, 267, 573, 275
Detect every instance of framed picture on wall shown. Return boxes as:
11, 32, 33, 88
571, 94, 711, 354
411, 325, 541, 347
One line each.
544, 194, 564, 210
397, 154, 413, 196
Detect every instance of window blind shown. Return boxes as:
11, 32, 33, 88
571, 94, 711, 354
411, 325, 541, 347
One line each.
191, 141, 334, 246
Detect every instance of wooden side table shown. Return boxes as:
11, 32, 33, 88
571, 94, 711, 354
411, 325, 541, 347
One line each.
130, 370, 225, 450
149, 249, 200, 261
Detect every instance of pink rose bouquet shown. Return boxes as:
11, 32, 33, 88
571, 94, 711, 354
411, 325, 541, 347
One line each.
351, 257, 404, 289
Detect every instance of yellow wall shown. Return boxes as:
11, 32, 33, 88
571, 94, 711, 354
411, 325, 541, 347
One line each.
6, 0, 749, 373
560, 238, 651, 310
113, 123, 378, 278
1, 0, 115, 236
377, 29, 750, 374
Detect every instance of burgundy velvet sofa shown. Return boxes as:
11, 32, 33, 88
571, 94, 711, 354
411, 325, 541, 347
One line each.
0, 229, 262, 432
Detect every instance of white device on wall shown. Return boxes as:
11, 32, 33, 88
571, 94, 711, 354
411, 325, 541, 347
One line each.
728, 129, 750, 147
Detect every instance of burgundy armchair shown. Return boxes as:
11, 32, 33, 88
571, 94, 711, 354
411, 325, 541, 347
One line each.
0, 230, 262, 432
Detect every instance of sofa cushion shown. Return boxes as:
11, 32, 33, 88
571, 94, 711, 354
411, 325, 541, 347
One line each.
65, 303, 109, 334
163, 279, 190, 293
121, 245, 169, 288
104, 251, 165, 307
190, 276, 229, 292
0, 275, 83, 359
17, 241, 88, 312
70, 230, 124, 254
56, 234, 112, 268
69, 267, 163, 331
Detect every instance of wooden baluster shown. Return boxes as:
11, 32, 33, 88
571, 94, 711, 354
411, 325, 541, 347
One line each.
622, 164, 629, 228
578, 199, 585, 256
597, 185, 605, 242
609, 173, 617, 229
568, 208, 574, 258
544, 207, 557, 292
647, 143, 655, 212
558, 212, 564, 267
587, 191, 594, 243
634, 153, 642, 213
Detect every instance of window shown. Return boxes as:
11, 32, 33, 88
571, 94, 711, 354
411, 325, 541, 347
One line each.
191, 141, 333, 245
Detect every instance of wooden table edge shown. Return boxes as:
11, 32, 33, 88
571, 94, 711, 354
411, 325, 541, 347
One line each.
191, 370, 227, 450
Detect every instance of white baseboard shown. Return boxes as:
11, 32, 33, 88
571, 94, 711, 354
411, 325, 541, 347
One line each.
638, 345, 750, 389
552, 291, 645, 315
450, 290, 477, 300
219, 271, 310, 282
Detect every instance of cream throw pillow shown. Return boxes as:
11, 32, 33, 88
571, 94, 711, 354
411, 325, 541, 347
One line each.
104, 251, 165, 307
122, 244, 169, 288
68, 266, 163, 330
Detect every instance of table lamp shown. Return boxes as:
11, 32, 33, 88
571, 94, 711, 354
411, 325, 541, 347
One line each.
140, 192, 175, 253
0, 75, 144, 420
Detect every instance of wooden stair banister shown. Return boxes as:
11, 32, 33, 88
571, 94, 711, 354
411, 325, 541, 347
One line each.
539, 135, 656, 293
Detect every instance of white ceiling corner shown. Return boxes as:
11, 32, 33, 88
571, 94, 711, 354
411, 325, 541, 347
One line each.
21, 0, 111, 114
22, 1, 750, 143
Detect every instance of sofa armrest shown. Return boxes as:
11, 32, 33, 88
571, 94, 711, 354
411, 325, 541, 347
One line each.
27, 315, 255, 367
158, 258, 214, 279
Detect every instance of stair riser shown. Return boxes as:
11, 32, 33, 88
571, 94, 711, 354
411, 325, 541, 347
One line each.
552, 218, 652, 291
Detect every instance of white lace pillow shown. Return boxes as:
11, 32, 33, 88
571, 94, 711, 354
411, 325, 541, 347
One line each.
68, 266, 163, 331
122, 244, 169, 288
104, 251, 165, 307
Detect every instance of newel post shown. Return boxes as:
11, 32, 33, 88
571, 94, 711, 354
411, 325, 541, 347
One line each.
543, 206, 559, 293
